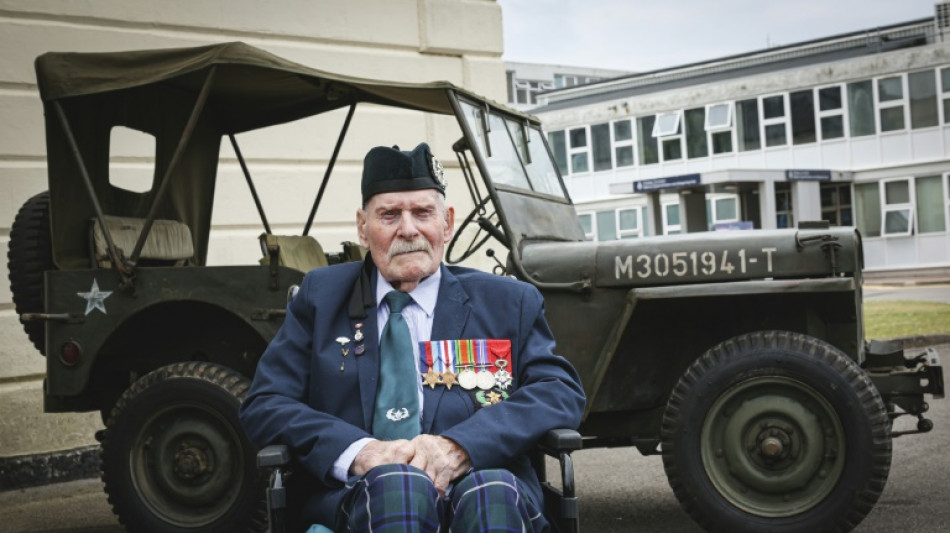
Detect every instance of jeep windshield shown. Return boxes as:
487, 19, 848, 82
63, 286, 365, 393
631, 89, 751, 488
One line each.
451, 98, 586, 271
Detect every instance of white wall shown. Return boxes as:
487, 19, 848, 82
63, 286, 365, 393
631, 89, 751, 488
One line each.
0, 0, 505, 457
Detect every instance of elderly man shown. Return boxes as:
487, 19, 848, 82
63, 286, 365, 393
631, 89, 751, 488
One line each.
239, 142, 586, 532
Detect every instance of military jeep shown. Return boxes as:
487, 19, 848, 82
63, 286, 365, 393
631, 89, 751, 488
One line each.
9, 42, 944, 532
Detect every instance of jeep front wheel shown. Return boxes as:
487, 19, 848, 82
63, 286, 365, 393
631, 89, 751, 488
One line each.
661, 331, 892, 532
100, 362, 265, 532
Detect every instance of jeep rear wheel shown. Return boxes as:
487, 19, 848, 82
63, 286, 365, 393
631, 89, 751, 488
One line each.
7, 191, 54, 354
661, 331, 891, 533
101, 362, 265, 532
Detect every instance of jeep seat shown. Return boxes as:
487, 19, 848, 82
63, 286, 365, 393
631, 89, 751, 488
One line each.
259, 234, 329, 273
91, 215, 195, 268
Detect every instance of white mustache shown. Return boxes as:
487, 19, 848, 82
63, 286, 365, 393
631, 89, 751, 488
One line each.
387, 239, 432, 260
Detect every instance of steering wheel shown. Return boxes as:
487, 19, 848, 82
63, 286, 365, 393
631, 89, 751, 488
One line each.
446, 195, 504, 264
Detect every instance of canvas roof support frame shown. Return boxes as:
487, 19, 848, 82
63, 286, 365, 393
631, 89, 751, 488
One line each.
50, 66, 218, 290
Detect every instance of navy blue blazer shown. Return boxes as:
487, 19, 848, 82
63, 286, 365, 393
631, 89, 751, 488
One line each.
239, 260, 586, 526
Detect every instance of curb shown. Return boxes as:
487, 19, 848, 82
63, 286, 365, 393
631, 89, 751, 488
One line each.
0, 445, 100, 492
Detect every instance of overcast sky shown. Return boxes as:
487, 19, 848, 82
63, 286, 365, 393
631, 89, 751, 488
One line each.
497, 0, 939, 72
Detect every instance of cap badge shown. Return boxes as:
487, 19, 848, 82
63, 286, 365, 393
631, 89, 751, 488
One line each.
430, 155, 446, 188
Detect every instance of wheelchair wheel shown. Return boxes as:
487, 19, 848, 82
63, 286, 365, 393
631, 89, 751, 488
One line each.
100, 362, 265, 532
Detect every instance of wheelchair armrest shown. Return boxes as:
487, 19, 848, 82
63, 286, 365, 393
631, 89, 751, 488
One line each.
258, 444, 290, 468
539, 428, 582, 455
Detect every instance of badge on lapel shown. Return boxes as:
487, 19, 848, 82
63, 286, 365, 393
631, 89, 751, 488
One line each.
418, 339, 513, 408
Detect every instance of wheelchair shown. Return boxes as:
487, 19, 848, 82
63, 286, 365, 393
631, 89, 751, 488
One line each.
258, 428, 582, 533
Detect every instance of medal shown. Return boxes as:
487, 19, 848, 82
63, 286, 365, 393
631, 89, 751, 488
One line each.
475, 389, 508, 407
493, 359, 512, 390
441, 370, 459, 389
473, 338, 494, 390
336, 336, 350, 372
421, 366, 441, 389
476, 370, 495, 390
458, 369, 477, 390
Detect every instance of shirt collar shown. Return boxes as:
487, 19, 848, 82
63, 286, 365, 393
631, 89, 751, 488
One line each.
375, 266, 441, 318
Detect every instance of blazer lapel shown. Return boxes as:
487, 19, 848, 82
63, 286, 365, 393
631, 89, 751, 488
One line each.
422, 265, 471, 432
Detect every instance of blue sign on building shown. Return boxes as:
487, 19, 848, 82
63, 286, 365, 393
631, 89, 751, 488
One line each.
785, 169, 831, 181
633, 173, 701, 192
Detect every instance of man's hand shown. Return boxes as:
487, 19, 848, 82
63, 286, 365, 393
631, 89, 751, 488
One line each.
350, 439, 415, 476
409, 435, 472, 497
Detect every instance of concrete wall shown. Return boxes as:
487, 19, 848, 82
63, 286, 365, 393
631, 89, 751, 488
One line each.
0, 0, 505, 459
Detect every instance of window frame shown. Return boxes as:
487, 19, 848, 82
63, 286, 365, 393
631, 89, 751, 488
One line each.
876, 74, 908, 133
616, 207, 643, 239
652, 111, 682, 137
880, 177, 915, 237
816, 84, 847, 141
662, 202, 682, 235
578, 212, 595, 240
941, 67, 950, 124
759, 93, 789, 148
567, 126, 591, 174
611, 119, 636, 168
653, 111, 684, 162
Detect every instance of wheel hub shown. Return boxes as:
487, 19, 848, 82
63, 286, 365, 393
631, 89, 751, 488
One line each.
755, 426, 792, 462
173, 443, 214, 482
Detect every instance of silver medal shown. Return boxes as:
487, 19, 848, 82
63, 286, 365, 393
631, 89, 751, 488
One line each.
493, 360, 512, 390
458, 368, 477, 390
476, 370, 495, 390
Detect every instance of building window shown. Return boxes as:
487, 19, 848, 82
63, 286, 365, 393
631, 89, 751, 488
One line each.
596, 210, 616, 241
848, 80, 875, 137
617, 207, 642, 239
706, 102, 734, 154
708, 196, 740, 228
908, 70, 938, 129
790, 89, 816, 145
854, 182, 882, 238
512, 79, 553, 105
637, 116, 659, 165
736, 98, 761, 151
663, 203, 682, 235
548, 130, 568, 175
877, 75, 906, 132
817, 85, 845, 140
578, 212, 594, 240
882, 178, 913, 235
685, 107, 708, 159
613, 120, 635, 167
820, 183, 852, 226
776, 183, 794, 228
761, 94, 788, 147
591, 123, 612, 172
653, 111, 683, 161
568, 127, 589, 173
653, 112, 681, 137
916, 175, 946, 233
554, 74, 603, 89
941, 67, 950, 123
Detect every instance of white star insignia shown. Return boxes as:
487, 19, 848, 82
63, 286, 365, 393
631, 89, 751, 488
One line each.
77, 279, 113, 315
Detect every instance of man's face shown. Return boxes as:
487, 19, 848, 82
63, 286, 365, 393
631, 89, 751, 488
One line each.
357, 189, 454, 291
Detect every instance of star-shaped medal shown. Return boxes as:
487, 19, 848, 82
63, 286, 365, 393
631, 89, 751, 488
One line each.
421, 366, 442, 389
486, 391, 503, 404
77, 279, 113, 315
440, 371, 459, 390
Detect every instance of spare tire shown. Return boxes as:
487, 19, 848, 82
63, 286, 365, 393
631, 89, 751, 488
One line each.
7, 191, 54, 355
